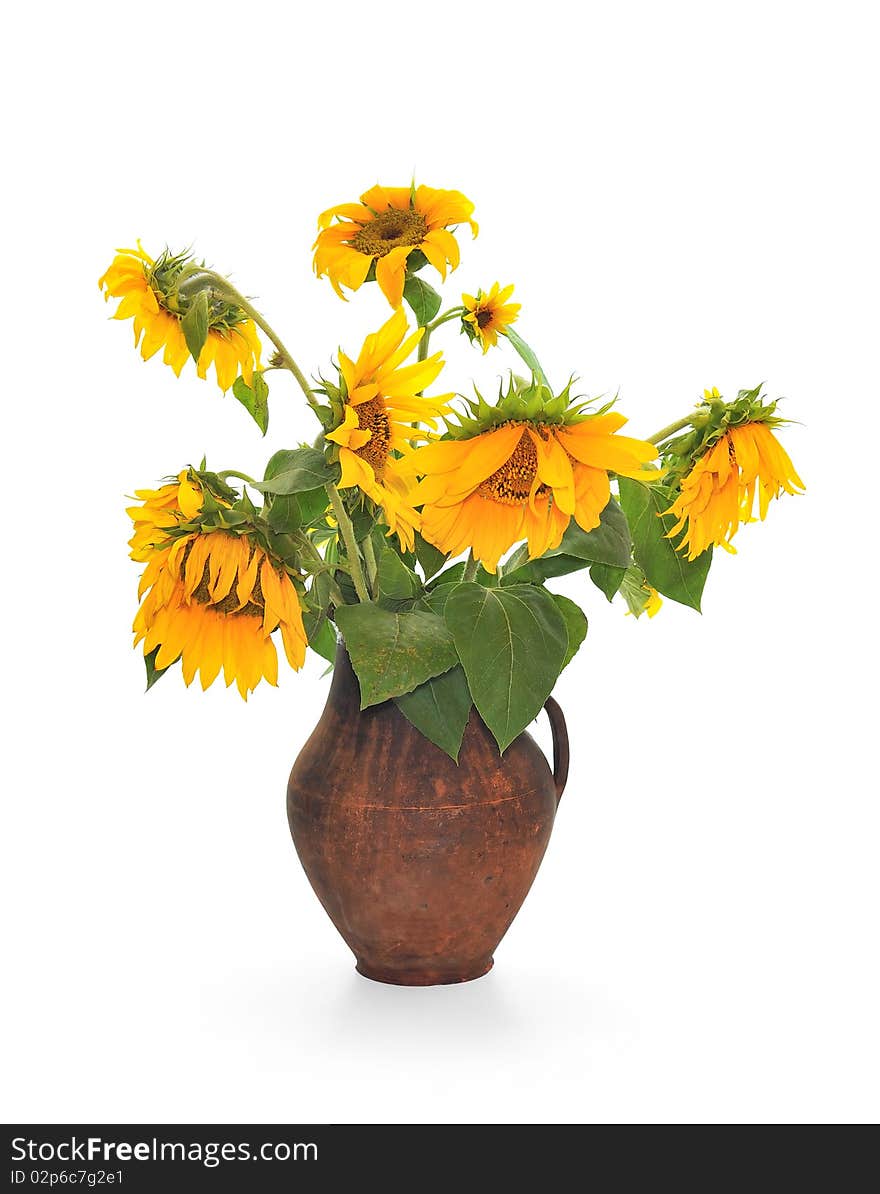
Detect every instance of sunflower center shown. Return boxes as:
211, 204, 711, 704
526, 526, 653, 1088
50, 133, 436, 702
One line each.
185, 542, 266, 618
477, 430, 538, 506
352, 397, 392, 475
350, 207, 427, 258
476, 308, 494, 329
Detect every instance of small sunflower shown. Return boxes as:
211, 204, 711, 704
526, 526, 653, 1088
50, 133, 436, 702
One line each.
462, 283, 520, 352
325, 309, 451, 552
411, 384, 659, 573
129, 476, 306, 698
99, 244, 262, 391
314, 184, 478, 307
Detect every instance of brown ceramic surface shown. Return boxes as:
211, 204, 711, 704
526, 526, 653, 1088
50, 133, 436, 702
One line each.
287, 645, 568, 985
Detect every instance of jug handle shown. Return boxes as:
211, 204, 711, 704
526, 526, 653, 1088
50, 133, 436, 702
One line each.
543, 697, 569, 806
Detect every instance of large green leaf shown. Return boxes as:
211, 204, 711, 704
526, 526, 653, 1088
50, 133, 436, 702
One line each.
255, 447, 339, 495
394, 665, 472, 761
231, 372, 269, 435
444, 583, 568, 752
402, 275, 442, 326
617, 477, 712, 611
551, 593, 588, 669
502, 497, 631, 584
335, 605, 457, 708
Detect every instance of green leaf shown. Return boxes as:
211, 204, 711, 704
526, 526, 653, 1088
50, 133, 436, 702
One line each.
444, 583, 568, 752
181, 290, 209, 362
303, 610, 338, 663
295, 486, 330, 526
619, 564, 653, 618
414, 533, 448, 581
267, 493, 301, 533
255, 447, 339, 495
402, 276, 442, 326
267, 486, 328, 535
417, 584, 456, 619
505, 327, 550, 388
348, 503, 377, 542
589, 563, 626, 601
429, 561, 498, 588
502, 498, 631, 584
551, 593, 588, 669
334, 605, 458, 708
556, 498, 631, 566
617, 477, 712, 611
144, 645, 175, 691
231, 372, 269, 435
501, 552, 588, 585
394, 665, 472, 761
376, 541, 422, 608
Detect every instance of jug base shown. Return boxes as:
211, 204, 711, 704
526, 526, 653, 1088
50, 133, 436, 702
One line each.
355, 957, 494, 986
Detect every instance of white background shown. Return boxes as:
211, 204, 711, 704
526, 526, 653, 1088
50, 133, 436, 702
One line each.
2, 0, 877, 1125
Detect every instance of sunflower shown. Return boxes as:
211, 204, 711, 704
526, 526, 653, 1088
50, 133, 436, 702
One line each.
665, 420, 804, 560
314, 184, 478, 307
413, 403, 659, 573
325, 309, 451, 552
462, 283, 520, 352
129, 478, 306, 698
99, 244, 262, 391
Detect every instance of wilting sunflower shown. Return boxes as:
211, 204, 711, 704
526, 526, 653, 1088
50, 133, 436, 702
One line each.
325, 309, 451, 551
412, 386, 659, 572
462, 283, 520, 352
99, 244, 262, 391
665, 419, 804, 560
314, 184, 478, 307
129, 477, 306, 698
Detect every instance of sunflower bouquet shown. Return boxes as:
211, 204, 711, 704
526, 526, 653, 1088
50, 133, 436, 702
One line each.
102, 182, 803, 758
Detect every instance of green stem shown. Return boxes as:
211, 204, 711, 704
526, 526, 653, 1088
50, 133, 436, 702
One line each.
462, 549, 479, 582
196, 271, 323, 418
417, 307, 465, 362
219, 469, 258, 485
327, 577, 347, 610
361, 533, 379, 598
647, 416, 696, 445
325, 483, 370, 603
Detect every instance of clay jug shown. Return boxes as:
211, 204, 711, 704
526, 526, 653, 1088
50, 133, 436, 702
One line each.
287, 644, 569, 985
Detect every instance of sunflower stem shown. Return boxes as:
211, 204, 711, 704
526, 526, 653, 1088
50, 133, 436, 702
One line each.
647, 415, 697, 445
463, 550, 479, 582
218, 469, 258, 486
195, 272, 323, 419
418, 307, 465, 361
325, 483, 370, 603
327, 577, 347, 610
361, 533, 380, 598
